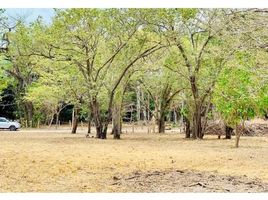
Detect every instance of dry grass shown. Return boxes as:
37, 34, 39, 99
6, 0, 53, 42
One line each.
0, 128, 267, 192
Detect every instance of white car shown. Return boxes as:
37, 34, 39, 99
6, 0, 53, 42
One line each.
0, 117, 21, 131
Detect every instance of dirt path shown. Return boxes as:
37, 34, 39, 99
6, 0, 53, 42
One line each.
111, 169, 268, 192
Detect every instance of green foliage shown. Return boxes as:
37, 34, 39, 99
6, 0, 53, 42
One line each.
26, 83, 64, 109
0, 9, 8, 95
213, 51, 258, 127
1, 8, 268, 132
257, 88, 268, 116
0, 57, 9, 94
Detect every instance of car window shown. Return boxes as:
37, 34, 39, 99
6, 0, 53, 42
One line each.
0, 119, 7, 122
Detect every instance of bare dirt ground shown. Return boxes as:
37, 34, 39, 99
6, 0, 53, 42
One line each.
0, 127, 267, 192
112, 170, 267, 192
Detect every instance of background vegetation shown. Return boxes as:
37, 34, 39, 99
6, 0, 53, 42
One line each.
0, 8, 268, 147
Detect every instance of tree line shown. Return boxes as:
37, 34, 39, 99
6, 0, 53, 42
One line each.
0, 8, 267, 147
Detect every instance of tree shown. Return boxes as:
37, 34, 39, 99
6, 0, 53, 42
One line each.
33, 9, 164, 139
0, 57, 8, 94
137, 50, 185, 133
3, 8, 267, 144
25, 83, 67, 128
213, 51, 258, 148
30, 51, 87, 132
0, 21, 42, 126
143, 9, 257, 139
0, 9, 10, 97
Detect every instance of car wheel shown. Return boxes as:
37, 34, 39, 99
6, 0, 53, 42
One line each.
9, 126, 16, 131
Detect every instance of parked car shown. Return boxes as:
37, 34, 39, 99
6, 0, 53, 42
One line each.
0, 117, 21, 131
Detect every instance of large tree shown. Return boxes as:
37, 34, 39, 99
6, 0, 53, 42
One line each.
32, 9, 165, 139
213, 51, 258, 147
0, 20, 43, 126
137, 49, 185, 133
142, 9, 257, 139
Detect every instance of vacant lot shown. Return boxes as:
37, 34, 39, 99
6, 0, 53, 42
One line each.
0, 129, 267, 192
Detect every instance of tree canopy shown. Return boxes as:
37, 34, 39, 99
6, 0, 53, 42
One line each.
0, 8, 267, 147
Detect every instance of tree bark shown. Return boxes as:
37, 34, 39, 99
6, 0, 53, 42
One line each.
192, 106, 203, 139
189, 75, 204, 139
111, 120, 114, 135
235, 127, 240, 148
85, 113, 91, 138
24, 101, 34, 127
71, 107, 79, 134
136, 85, 141, 121
185, 117, 191, 138
86, 110, 91, 134
55, 112, 59, 130
225, 125, 233, 139
141, 90, 147, 121
91, 98, 106, 139
49, 114, 54, 128
113, 121, 121, 139
173, 109, 177, 124
112, 103, 122, 139
158, 111, 165, 133
87, 120, 91, 134
235, 122, 244, 148
147, 92, 150, 121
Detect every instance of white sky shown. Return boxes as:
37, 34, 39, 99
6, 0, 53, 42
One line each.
1, 0, 268, 8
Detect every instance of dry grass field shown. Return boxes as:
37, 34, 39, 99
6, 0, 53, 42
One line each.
0, 127, 267, 192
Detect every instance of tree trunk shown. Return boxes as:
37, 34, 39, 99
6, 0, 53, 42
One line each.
173, 109, 177, 124
87, 111, 91, 134
180, 101, 184, 126
55, 112, 59, 130
225, 125, 233, 139
189, 75, 204, 139
112, 104, 122, 139
147, 92, 150, 121
91, 99, 106, 139
185, 117, 191, 138
113, 121, 121, 139
71, 107, 79, 134
192, 106, 203, 139
235, 122, 244, 148
87, 120, 91, 134
141, 90, 147, 121
158, 111, 165, 133
235, 127, 240, 148
111, 120, 114, 135
130, 107, 133, 123
85, 113, 91, 138
24, 101, 34, 127
136, 86, 141, 121
37, 119, 40, 128
49, 114, 54, 128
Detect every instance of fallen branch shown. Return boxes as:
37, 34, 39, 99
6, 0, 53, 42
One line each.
188, 182, 207, 187
125, 175, 140, 180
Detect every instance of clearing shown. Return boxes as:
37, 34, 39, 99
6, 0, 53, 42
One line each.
0, 128, 267, 192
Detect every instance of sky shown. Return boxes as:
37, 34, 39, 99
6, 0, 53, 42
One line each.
2, 0, 268, 8
5, 8, 55, 24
